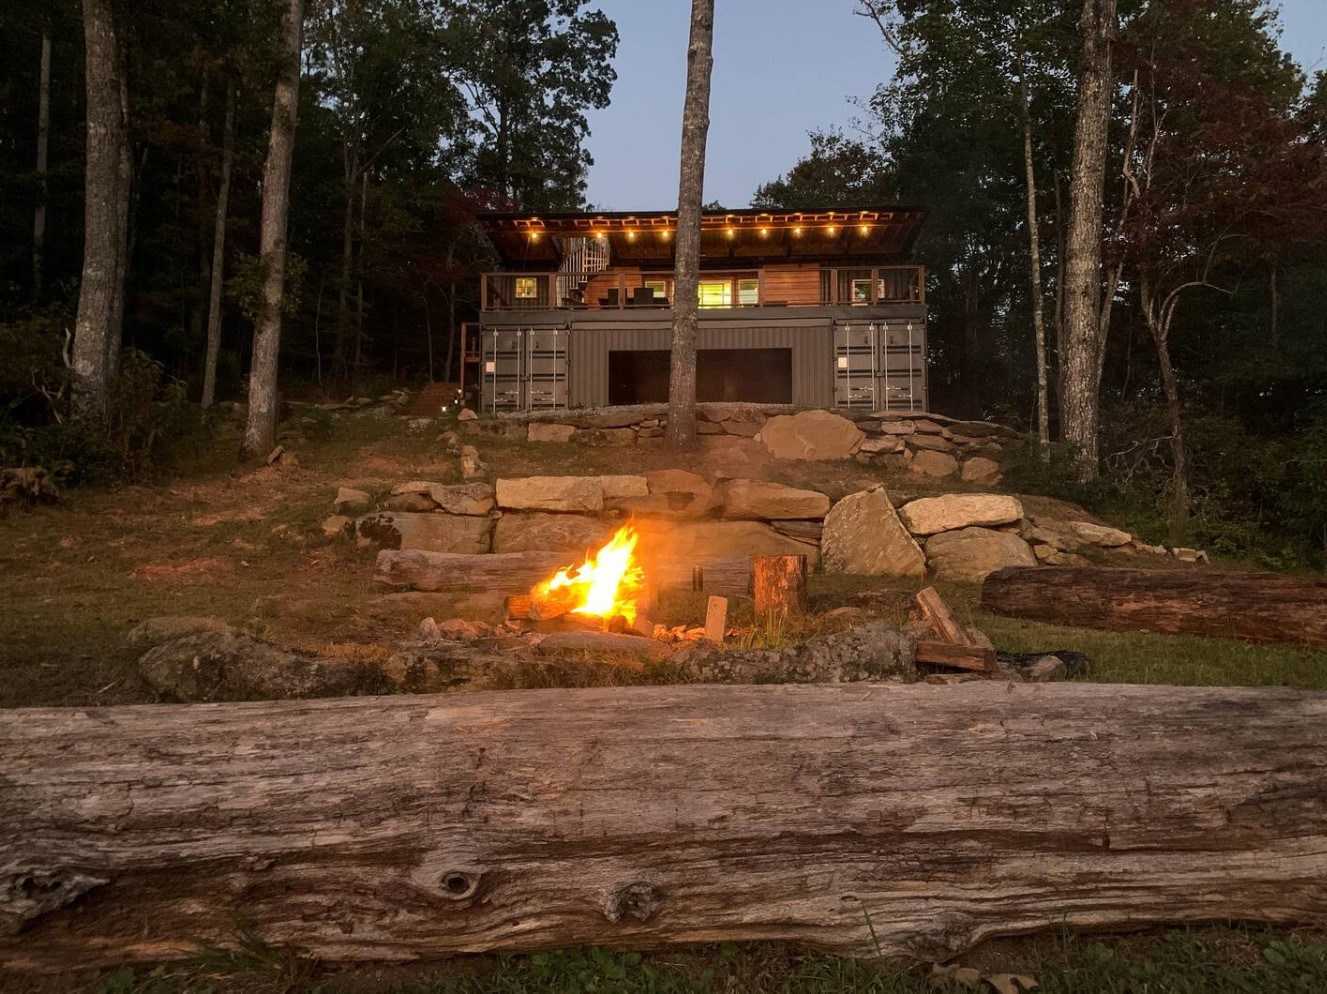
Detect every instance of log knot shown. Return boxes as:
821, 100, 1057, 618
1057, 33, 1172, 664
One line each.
2, 868, 109, 934
438, 870, 481, 902
604, 881, 661, 924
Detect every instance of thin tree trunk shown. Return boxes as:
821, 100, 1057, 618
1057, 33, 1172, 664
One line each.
1140, 273, 1189, 526
352, 168, 367, 392
1019, 74, 1050, 461
33, 27, 51, 301
241, 0, 304, 461
1268, 260, 1280, 351
201, 85, 236, 408
338, 143, 357, 386
72, 0, 129, 418
107, 51, 132, 378
191, 70, 210, 356
1059, 0, 1118, 480
667, 0, 715, 450
1053, 172, 1066, 419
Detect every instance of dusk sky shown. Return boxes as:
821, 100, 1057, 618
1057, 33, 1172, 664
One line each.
583, 0, 1327, 212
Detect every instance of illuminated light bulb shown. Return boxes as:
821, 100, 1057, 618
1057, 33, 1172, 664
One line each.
859, 224, 870, 236
626, 230, 637, 241
595, 231, 605, 240
529, 230, 540, 242
793, 226, 803, 236
827, 225, 838, 236
760, 227, 769, 237
726, 227, 735, 239
661, 229, 671, 240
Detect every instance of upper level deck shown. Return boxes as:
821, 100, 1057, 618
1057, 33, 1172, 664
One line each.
477, 206, 928, 315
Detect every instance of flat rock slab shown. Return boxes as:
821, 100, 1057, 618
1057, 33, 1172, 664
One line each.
715, 479, 830, 521
357, 512, 493, 555
924, 526, 1039, 582
641, 519, 821, 565
757, 410, 864, 461
427, 483, 495, 516
821, 488, 926, 577
493, 512, 614, 555
899, 494, 1025, 535
496, 477, 605, 513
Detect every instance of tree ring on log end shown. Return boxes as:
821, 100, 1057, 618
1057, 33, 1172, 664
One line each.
603, 881, 661, 923
438, 871, 480, 901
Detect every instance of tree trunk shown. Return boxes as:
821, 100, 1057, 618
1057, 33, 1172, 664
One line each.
753, 554, 807, 618
2, 682, 1325, 970
1019, 75, 1050, 460
108, 46, 132, 379
666, 0, 715, 450
32, 27, 51, 301
1268, 260, 1280, 351
338, 143, 358, 387
71, 0, 129, 418
191, 71, 211, 358
1140, 274, 1190, 526
981, 566, 1327, 646
241, 0, 304, 461
1058, 0, 1118, 480
201, 85, 236, 408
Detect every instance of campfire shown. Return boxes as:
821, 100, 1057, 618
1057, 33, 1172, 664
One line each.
524, 524, 647, 629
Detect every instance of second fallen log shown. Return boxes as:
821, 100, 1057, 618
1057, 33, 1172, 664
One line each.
981, 566, 1327, 647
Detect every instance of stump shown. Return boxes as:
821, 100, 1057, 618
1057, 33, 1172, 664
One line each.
753, 554, 807, 618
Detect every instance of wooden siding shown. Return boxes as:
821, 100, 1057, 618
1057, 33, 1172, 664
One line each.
760, 264, 821, 306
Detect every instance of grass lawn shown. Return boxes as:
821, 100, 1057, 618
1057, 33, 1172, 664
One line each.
3, 408, 1325, 993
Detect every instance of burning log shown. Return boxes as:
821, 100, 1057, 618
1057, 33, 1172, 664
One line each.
752, 555, 807, 618
3, 683, 1326, 969
981, 567, 1327, 647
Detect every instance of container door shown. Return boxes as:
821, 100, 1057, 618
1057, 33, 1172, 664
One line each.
833, 323, 878, 409
877, 319, 927, 412
482, 328, 524, 412
525, 328, 568, 410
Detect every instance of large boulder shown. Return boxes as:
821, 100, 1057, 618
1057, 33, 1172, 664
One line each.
427, 482, 495, 516
821, 487, 926, 577
138, 631, 377, 702
495, 476, 604, 512
646, 519, 820, 564
599, 475, 650, 500
614, 469, 719, 519
125, 615, 232, 649
356, 511, 492, 554
907, 450, 959, 478
924, 527, 1038, 582
960, 457, 1002, 484
1068, 520, 1133, 547
493, 512, 613, 554
756, 410, 864, 461
899, 493, 1025, 536
716, 479, 830, 520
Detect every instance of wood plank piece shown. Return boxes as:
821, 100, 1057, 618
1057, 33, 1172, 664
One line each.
704, 595, 728, 643
914, 639, 997, 672
915, 585, 972, 645
2, 683, 1326, 969
981, 566, 1327, 647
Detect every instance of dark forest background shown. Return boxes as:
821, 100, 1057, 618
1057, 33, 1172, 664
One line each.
2, 0, 1326, 565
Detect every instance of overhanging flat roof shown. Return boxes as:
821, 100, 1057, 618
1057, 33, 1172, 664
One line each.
479, 206, 928, 268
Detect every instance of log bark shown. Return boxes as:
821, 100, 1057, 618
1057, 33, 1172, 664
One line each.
753, 554, 807, 618
914, 640, 996, 673
981, 566, 1327, 646
377, 550, 751, 598
2, 682, 1326, 970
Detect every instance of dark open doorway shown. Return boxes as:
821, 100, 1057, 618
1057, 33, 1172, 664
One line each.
608, 348, 793, 405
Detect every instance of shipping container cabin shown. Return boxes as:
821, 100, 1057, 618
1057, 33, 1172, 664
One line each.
471, 207, 928, 413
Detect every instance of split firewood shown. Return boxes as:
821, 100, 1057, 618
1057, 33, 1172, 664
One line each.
753, 555, 807, 618
914, 639, 997, 672
914, 586, 971, 645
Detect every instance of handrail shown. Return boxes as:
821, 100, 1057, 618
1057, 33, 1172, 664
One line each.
480, 266, 924, 311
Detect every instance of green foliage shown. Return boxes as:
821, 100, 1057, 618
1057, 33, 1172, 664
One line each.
227, 252, 308, 325
0, 350, 208, 485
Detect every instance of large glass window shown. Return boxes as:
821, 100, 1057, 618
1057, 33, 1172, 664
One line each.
515, 277, 539, 300
698, 280, 732, 308
737, 278, 760, 306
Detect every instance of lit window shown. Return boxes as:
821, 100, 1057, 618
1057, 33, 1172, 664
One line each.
644, 279, 669, 299
515, 277, 539, 300
698, 281, 731, 308
737, 278, 759, 306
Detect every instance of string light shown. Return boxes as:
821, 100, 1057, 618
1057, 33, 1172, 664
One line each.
859, 224, 871, 236
594, 231, 605, 240
661, 229, 671, 240
626, 230, 637, 241
726, 227, 736, 239
793, 226, 803, 236
529, 231, 541, 242
759, 227, 769, 238
827, 225, 837, 236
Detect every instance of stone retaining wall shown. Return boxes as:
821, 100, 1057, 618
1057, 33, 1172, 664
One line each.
335, 473, 1184, 584
462, 404, 1018, 484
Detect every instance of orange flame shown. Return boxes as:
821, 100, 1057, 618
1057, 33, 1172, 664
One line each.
531, 524, 645, 624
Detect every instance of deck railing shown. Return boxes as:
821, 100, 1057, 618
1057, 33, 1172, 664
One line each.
480, 266, 925, 312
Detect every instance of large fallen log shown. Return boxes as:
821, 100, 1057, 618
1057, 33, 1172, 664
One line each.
375, 549, 751, 597
981, 566, 1327, 646
3, 683, 1326, 970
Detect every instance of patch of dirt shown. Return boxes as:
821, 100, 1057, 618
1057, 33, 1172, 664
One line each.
131, 556, 237, 579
